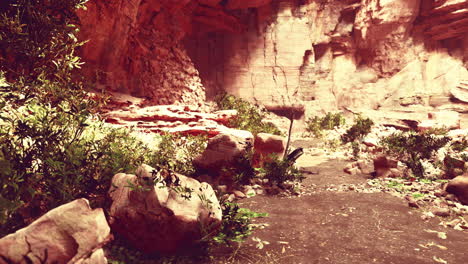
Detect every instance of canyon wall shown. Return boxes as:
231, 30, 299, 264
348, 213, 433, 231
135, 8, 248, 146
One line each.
78, 0, 206, 106
186, 0, 468, 114
78, 0, 468, 114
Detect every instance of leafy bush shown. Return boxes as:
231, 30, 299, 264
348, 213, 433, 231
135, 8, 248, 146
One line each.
148, 134, 207, 176
341, 115, 374, 143
306, 112, 346, 138
258, 155, 305, 184
0, 87, 158, 236
380, 132, 450, 178
0, 0, 88, 86
212, 201, 268, 245
215, 93, 282, 136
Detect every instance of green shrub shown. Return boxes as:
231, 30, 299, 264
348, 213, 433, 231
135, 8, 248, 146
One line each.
0, 0, 88, 86
341, 115, 374, 143
0, 88, 158, 236
258, 155, 305, 184
148, 134, 207, 176
380, 132, 450, 178
212, 201, 267, 245
215, 93, 282, 136
306, 112, 346, 138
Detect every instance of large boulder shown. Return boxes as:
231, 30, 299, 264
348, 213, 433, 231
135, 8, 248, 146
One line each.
253, 133, 286, 167
193, 130, 254, 173
446, 175, 468, 205
108, 164, 222, 254
0, 199, 110, 264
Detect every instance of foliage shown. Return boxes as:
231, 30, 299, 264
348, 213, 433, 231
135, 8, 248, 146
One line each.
258, 155, 305, 185
305, 112, 346, 138
212, 201, 268, 245
341, 115, 374, 143
380, 132, 450, 178
0, 0, 88, 86
148, 134, 207, 176
215, 93, 282, 136
0, 85, 158, 236
219, 149, 256, 186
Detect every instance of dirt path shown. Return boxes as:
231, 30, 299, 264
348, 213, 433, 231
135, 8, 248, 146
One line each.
211, 158, 468, 264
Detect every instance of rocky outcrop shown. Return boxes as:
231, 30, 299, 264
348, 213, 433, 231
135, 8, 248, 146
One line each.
420, 0, 468, 41
0, 199, 110, 264
193, 131, 254, 174
451, 79, 468, 103
78, 0, 468, 118
78, 0, 206, 106
108, 164, 222, 254
185, 0, 468, 116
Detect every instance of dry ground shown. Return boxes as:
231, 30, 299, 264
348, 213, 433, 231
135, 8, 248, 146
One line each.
209, 157, 468, 264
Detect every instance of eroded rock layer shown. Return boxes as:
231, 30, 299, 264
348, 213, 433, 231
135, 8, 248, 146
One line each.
79, 0, 468, 116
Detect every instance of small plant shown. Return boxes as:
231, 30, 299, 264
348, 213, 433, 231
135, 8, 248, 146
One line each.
212, 201, 268, 245
258, 155, 305, 185
341, 115, 374, 143
221, 150, 256, 185
215, 93, 282, 135
305, 112, 346, 138
380, 132, 450, 178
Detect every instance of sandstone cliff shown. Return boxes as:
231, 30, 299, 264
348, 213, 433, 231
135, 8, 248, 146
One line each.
78, 0, 468, 115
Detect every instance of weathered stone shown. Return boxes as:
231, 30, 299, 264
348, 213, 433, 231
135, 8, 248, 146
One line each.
253, 133, 286, 167
108, 164, 222, 253
233, 190, 246, 198
193, 131, 254, 173
433, 207, 451, 217
357, 160, 374, 175
446, 175, 468, 205
0, 199, 110, 264
373, 155, 398, 177
450, 80, 468, 103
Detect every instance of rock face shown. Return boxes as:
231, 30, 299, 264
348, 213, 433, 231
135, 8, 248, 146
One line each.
0, 199, 110, 264
102, 94, 238, 137
108, 164, 222, 254
184, 0, 468, 115
193, 131, 254, 173
78, 0, 468, 117
78, 0, 206, 106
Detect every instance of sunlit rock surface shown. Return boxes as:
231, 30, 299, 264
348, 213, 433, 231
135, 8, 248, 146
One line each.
0, 199, 110, 264
78, 0, 468, 118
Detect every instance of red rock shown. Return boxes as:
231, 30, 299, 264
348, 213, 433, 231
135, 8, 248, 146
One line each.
226, 0, 272, 9
109, 165, 222, 254
0, 199, 110, 264
253, 133, 286, 167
